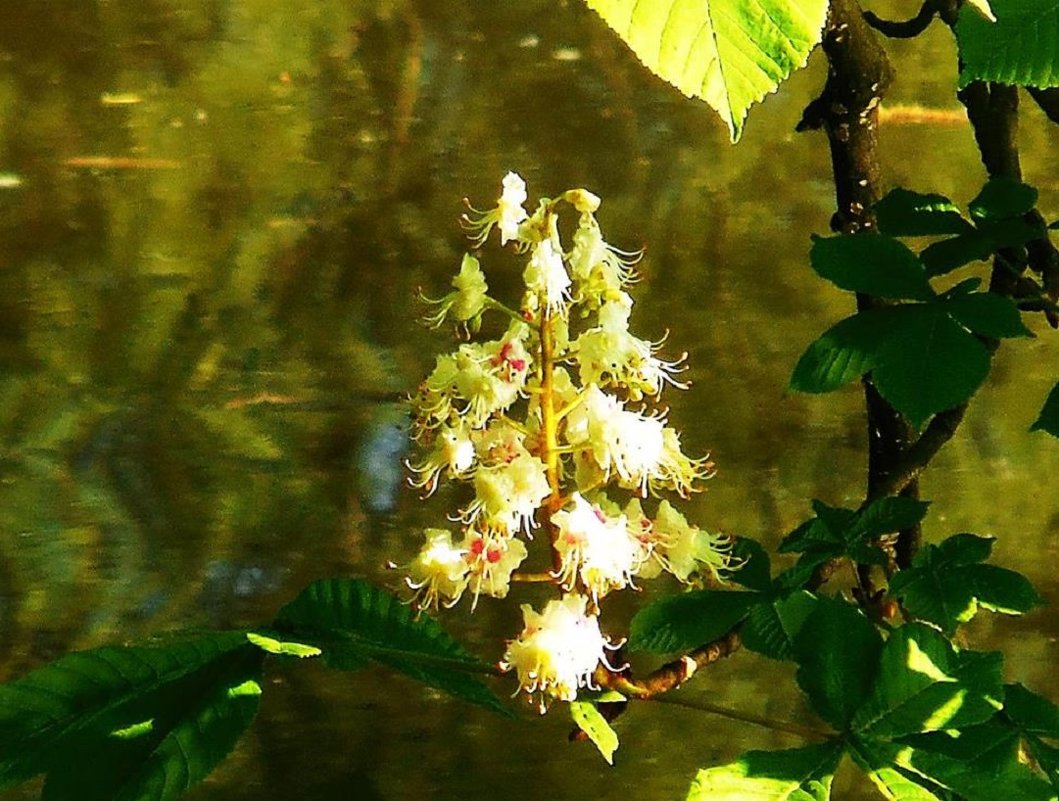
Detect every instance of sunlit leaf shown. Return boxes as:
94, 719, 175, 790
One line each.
570, 701, 619, 765
582, 0, 830, 141
810, 234, 935, 301
849, 738, 944, 800
793, 597, 882, 730
874, 188, 972, 238
852, 624, 1003, 738
892, 740, 1057, 801
246, 631, 322, 658
957, 0, 1059, 88
889, 534, 1043, 634
273, 579, 508, 714
629, 590, 759, 653
687, 741, 842, 800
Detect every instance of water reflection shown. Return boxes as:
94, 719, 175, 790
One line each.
0, 2, 1056, 799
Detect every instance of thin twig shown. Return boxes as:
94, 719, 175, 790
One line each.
863, 3, 936, 38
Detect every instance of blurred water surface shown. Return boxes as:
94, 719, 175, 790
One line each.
0, 2, 1057, 799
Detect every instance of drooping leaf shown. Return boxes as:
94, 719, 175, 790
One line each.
1031, 381, 1059, 436
889, 534, 1043, 635
741, 590, 819, 660
728, 538, 772, 592
969, 177, 1039, 221
0, 632, 261, 797
852, 624, 1003, 738
628, 590, 759, 653
943, 292, 1033, 338
686, 741, 843, 801
273, 579, 507, 714
793, 597, 882, 730
810, 234, 936, 301
582, 0, 830, 141
871, 304, 992, 428
570, 701, 619, 765
790, 308, 894, 393
957, 0, 1059, 88
874, 189, 973, 238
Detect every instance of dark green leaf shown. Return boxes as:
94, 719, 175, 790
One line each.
977, 215, 1047, 248
793, 597, 882, 730
853, 496, 931, 540
943, 292, 1032, 338
875, 188, 972, 237
569, 701, 619, 765
957, 0, 1059, 88
790, 309, 892, 393
687, 741, 843, 801
41, 647, 264, 801
811, 234, 935, 301
920, 232, 995, 276
1004, 683, 1059, 736
889, 534, 1043, 634
742, 591, 819, 660
894, 741, 1056, 801
1031, 381, 1059, 436
274, 579, 507, 714
969, 178, 1039, 221
901, 718, 1021, 769
852, 625, 1003, 738
0, 633, 252, 790
729, 538, 772, 592
628, 590, 759, 653
872, 305, 992, 428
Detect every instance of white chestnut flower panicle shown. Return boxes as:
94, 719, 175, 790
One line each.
400, 173, 738, 709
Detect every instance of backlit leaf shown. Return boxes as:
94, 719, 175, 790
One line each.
687, 741, 842, 800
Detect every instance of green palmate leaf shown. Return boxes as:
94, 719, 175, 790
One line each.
874, 189, 973, 238
628, 590, 759, 653
852, 624, 1003, 739
1031, 381, 1059, 436
849, 738, 944, 801
892, 741, 1057, 801
957, 0, 1059, 88
810, 234, 936, 301
969, 177, 1039, 221
871, 304, 992, 428
793, 597, 882, 730
274, 579, 507, 714
889, 534, 1043, 635
686, 741, 843, 801
0, 632, 261, 797
790, 308, 894, 393
943, 292, 1033, 338
741, 590, 818, 660
582, 0, 830, 141
569, 701, 619, 765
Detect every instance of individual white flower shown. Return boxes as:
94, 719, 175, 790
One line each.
551, 493, 642, 600
624, 497, 663, 579
473, 418, 530, 467
568, 213, 640, 309
523, 236, 571, 315
652, 500, 734, 583
463, 171, 530, 247
406, 529, 471, 609
448, 321, 532, 427
461, 530, 528, 606
500, 594, 616, 710
419, 253, 489, 330
574, 293, 686, 400
564, 386, 666, 496
563, 188, 601, 214
652, 427, 715, 498
411, 352, 461, 430
407, 422, 476, 495
465, 452, 550, 535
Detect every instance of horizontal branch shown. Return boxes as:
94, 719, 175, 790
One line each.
595, 628, 742, 698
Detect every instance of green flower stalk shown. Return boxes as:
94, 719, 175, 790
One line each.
402, 172, 736, 710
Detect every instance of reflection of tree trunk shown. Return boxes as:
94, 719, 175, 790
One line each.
798, 0, 920, 587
